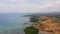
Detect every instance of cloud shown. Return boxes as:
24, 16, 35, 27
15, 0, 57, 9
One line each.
0, 0, 60, 13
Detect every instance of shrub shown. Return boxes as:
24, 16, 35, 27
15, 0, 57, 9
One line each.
30, 17, 38, 22
24, 26, 39, 34
46, 30, 53, 32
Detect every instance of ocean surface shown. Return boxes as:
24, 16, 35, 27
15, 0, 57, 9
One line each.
0, 13, 30, 34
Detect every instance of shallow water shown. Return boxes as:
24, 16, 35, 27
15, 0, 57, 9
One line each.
0, 13, 30, 34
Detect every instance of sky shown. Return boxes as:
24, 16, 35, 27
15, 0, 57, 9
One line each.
0, 0, 60, 13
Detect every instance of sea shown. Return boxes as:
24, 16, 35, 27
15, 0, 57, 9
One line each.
0, 13, 30, 34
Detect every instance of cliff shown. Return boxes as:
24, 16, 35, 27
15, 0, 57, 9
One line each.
33, 16, 60, 34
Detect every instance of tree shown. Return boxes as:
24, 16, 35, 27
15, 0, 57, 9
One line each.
24, 26, 39, 34
30, 16, 38, 22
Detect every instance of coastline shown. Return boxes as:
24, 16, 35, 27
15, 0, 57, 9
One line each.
24, 15, 60, 34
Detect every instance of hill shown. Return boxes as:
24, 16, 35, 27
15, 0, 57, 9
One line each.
33, 16, 60, 34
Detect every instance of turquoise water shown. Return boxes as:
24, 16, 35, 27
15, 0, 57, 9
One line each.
0, 13, 30, 34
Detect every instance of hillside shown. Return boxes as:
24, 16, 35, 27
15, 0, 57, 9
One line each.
33, 16, 60, 34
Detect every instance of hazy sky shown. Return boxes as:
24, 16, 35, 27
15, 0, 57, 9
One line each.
0, 0, 60, 13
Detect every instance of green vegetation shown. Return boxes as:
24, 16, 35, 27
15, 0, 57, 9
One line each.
46, 30, 53, 33
30, 16, 39, 22
24, 26, 39, 34
24, 16, 39, 34
39, 18, 47, 22
53, 16, 60, 23
30, 16, 47, 23
56, 17, 60, 20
